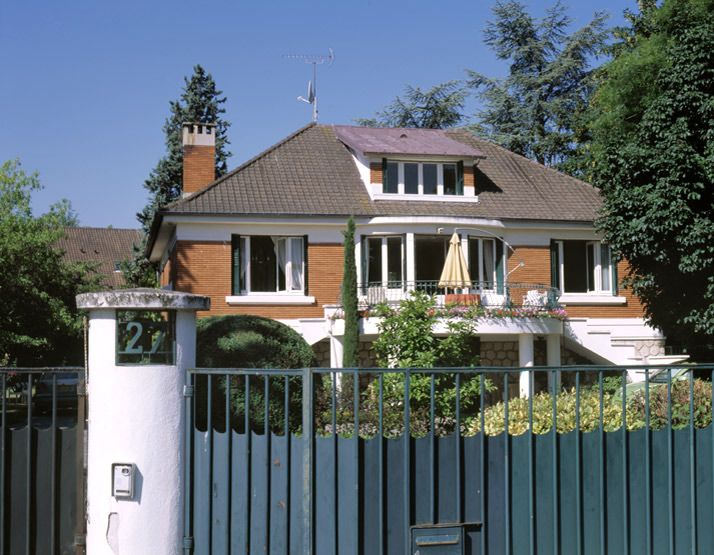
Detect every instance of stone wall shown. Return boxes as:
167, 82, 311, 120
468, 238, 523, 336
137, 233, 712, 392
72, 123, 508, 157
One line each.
312, 338, 331, 367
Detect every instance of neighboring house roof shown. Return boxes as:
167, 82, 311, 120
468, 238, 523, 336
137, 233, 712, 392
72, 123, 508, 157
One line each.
57, 227, 142, 288
160, 123, 602, 222
333, 125, 484, 157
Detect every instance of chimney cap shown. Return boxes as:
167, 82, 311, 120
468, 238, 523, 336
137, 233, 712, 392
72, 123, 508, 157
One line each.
182, 122, 216, 147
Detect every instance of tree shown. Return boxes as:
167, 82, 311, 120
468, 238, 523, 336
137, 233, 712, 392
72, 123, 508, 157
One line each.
124, 65, 231, 286
356, 81, 467, 129
341, 217, 359, 367
589, 0, 714, 358
467, 1, 608, 173
0, 160, 98, 366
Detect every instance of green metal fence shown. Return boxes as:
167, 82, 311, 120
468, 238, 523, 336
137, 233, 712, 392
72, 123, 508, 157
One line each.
184, 364, 714, 554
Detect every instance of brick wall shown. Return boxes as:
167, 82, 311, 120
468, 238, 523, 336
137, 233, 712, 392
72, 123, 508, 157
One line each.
370, 162, 382, 185
183, 145, 215, 194
172, 240, 343, 318
506, 246, 645, 318
464, 164, 475, 188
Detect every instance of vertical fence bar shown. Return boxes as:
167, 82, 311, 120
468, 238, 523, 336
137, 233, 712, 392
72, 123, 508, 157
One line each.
183, 371, 194, 555
528, 369, 534, 555
455, 373, 461, 523
332, 373, 338, 553
0, 373, 5, 554
378, 374, 384, 555
206, 376, 213, 555
576, 372, 582, 555
552, 369, 559, 555
668, 370, 674, 555
621, 370, 629, 555
264, 376, 271, 554
50, 374, 57, 555
25, 373, 32, 555
244, 376, 251, 553
404, 370, 411, 554
353, 369, 360, 555
302, 368, 314, 555
598, 371, 604, 555
504, 373, 510, 555
430, 373, 436, 524
689, 371, 697, 554
284, 375, 291, 554
645, 369, 652, 555
75, 369, 86, 555
480, 371, 486, 555
225, 376, 231, 554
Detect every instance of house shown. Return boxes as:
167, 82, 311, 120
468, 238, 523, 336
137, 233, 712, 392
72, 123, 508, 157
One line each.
146, 122, 684, 370
58, 226, 141, 288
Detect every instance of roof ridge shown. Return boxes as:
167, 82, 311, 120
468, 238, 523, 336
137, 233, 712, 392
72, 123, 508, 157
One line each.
165, 121, 318, 210
62, 226, 141, 233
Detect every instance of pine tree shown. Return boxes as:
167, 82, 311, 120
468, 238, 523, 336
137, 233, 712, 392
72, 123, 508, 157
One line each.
124, 65, 231, 286
356, 81, 467, 129
467, 1, 608, 174
341, 217, 359, 368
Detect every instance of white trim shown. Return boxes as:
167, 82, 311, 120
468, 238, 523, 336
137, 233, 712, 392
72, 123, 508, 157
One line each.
225, 295, 316, 305
560, 294, 626, 305
371, 193, 479, 203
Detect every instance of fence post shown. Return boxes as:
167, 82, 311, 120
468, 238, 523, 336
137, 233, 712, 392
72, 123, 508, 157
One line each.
76, 289, 209, 555
302, 368, 314, 555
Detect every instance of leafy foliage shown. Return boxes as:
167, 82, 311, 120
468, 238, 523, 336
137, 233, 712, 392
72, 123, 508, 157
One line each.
467, 1, 608, 173
0, 160, 98, 365
124, 65, 231, 286
589, 0, 714, 357
341, 217, 359, 367
356, 81, 467, 129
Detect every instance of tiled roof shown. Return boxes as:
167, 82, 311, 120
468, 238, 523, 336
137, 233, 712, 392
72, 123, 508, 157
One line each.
333, 125, 484, 157
57, 227, 142, 288
163, 123, 601, 223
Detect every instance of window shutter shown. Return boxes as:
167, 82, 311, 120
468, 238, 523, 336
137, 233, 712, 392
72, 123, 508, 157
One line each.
611, 254, 619, 296
360, 234, 367, 295
303, 235, 309, 294
231, 235, 241, 295
382, 158, 388, 192
550, 240, 560, 291
495, 240, 504, 294
456, 161, 464, 195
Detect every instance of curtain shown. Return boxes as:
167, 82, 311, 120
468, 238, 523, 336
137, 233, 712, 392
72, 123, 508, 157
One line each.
273, 237, 287, 291
290, 237, 304, 290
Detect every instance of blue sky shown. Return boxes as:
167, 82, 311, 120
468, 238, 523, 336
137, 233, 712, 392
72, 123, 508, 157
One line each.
0, 0, 632, 228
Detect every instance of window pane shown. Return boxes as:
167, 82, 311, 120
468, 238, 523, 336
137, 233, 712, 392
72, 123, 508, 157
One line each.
600, 244, 611, 291
240, 237, 248, 292
251, 236, 277, 292
443, 164, 457, 195
276, 238, 287, 291
415, 236, 449, 284
367, 238, 382, 283
563, 240, 588, 293
468, 238, 479, 284
404, 163, 418, 194
387, 237, 403, 287
290, 237, 304, 290
423, 164, 437, 195
385, 162, 399, 194
482, 239, 495, 288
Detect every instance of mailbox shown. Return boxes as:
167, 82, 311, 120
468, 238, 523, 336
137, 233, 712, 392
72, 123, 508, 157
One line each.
112, 463, 136, 500
411, 525, 464, 555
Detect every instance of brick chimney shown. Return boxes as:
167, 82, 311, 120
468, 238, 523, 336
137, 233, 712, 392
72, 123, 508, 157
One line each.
182, 123, 216, 197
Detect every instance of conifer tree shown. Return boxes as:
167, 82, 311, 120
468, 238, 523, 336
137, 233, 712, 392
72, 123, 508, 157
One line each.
124, 65, 231, 286
341, 217, 359, 368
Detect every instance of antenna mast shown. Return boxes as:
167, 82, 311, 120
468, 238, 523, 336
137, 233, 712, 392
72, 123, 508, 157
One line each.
284, 48, 334, 122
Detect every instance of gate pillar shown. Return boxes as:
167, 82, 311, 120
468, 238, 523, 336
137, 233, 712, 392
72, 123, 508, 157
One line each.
77, 289, 209, 555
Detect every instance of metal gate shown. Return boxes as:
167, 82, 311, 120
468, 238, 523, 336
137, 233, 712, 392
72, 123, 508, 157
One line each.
0, 367, 86, 555
184, 365, 714, 554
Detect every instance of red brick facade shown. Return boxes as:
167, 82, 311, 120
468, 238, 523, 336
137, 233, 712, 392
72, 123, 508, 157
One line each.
183, 145, 215, 195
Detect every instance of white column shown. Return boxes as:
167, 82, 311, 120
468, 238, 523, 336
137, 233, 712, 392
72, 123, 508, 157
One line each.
405, 233, 415, 285
547, 333, 562, 391
78, 290, 208, 555
330, 333, 345, 368
519, 333, 534, 398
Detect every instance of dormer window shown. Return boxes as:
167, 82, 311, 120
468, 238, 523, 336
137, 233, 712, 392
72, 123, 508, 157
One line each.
382, 160, 464, 196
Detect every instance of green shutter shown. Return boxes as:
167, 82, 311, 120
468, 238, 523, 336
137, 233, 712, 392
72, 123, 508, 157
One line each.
303, 235, 309, 294
550, 240, 561, 291
611, 251, 619, 296
495, 240, 504, 294
231, 235, 241, 295
456, 161, 464, 195
360, 234, 367, 295
382, 158, 388, 192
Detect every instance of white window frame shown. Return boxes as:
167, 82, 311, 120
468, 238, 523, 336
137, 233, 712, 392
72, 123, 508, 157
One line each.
382, 161, 461, 197
556, 240, 614, 295
366, 235, 404, 288
240, 236, 305, 294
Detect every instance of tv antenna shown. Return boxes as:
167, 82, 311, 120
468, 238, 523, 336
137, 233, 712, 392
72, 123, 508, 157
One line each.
284, 48, 334, 122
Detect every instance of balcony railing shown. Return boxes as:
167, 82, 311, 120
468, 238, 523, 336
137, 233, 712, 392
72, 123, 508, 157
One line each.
355, 280, 561, 310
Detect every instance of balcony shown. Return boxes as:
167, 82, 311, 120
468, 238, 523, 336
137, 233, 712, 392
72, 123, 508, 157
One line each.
355, 281, 562, 311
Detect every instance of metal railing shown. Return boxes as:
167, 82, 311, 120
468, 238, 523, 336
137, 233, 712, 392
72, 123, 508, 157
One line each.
0, 367, 86, 555
184, 364, 714, 554
354, 280, 561, 310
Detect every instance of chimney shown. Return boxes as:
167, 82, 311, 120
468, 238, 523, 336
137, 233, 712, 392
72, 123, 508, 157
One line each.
182, 123, 216, 197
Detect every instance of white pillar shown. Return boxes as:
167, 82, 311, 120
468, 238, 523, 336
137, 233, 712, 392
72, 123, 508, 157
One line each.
546, 334, 562, 391
405, 233, 415, 285
519, 334, 534, 398
330, 333, 345, 368
77, 289, 209, 555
